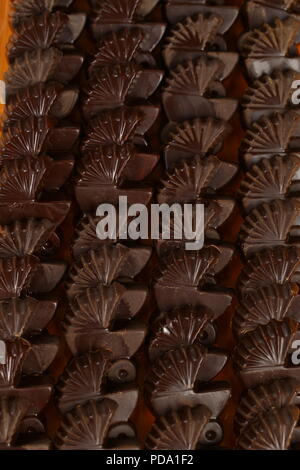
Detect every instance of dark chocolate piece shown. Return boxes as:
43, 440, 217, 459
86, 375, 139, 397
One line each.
239, 17, 300, 78
89, 28, 155, 72
165, 1, 238, 32
76, 143, 158, 210
7, 12, 86, 61
55, 399, 117, 450
146, 405, 214, 450
67, 244, 151, 299
0, 218, 57, 258
0, 256, 38, 300
83, 63, 163, 119
56, 350, 138, 421
164, 117, 231, 169
237, 406, 300, 450
146, 344, 230, 417
0, 158, 48, 202
241, 111, 300, 168
238, 246, 300, 294
148, 306, 217, 362
4, 48, 84, 95
0, 297, 57, 340
158, 155, 237, 203
154, 246, 233, 315
235, 378, 299, 435
234, 319, 300, 387
82, 106, 159, 154
4, 83, 79, 126
241, 70, 300, 125
239, 199, 300, 256
234, 283, 300, 337
156, 199, 235, 256
162, 57, 237, 122
11, 0, 75, 27
246, 1, 300, 30
239, 154, 300, 211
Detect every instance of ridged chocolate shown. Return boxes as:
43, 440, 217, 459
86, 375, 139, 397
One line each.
55, 399, 118, 450
239, 154, 300, 211
234, 319, 296, 371
164, 117, 231, 168
4, 48, 83, 95
238, 246, 300, 293
237, 406, 299, 450
239, 199, 300, 256
158, 155, 237, 203
235, 378, 299, 434
240, 17, 300, 57
234, 283, 300, 336
146, 406, 211, 450
148, 306, 215, 361
67, 244, 151, 299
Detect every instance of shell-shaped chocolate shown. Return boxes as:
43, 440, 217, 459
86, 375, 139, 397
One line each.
0, 297, 53, 340
0, 339, 30, 388
4, 83, 63, 126
146, 345, 207, 399
67, 283, 127, 331
89, 29, 144, 72
82, 107, 143, 153
164, 57, 224, 96
240, 17, 299, 57
92, 0, 139, 22
0, 218, 54, 257
77, 144, 132, 187
0, 158, 48, 202
0, 116, 52, 160
72, 215, 112, 257
68, 245, 150, 298
234, 283, 299, 336
55, 399, 117, 450
239, 154, 300, 203
164, 14, 223, 51
158, 155, 230, 203
10, 0, 68, 26
84, 64, 140, 112
235, 378, 298, 434
242, 70, 300, 109
157, 246, 220, 288
239, 199, 300, 254
234, 320, 294, 370
238, 246, 300, 293
258, 0, 300, 11
4, 48, 63, 95
241, 111, 300, 155
8, 12, 68, 61
57, 350, 110, 411
166, 117, 230, 157
238, 406, 299, 450
0, 256, 38, 300
148, 307, 212, 361
146, 405, 211, 450
0, 396, 30, 446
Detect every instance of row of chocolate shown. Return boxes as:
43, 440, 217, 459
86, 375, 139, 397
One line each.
54, 0, 166, 450
234, 0, 300, 450
0, 0, 86, 449
147, 0, 239, 449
